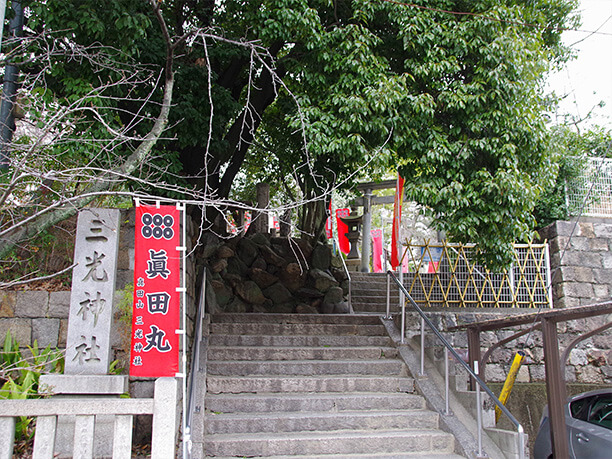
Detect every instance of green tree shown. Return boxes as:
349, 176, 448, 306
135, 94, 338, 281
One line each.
0, 0, 578, 271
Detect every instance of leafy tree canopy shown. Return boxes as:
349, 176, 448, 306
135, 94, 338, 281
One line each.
2, 0, 578, 270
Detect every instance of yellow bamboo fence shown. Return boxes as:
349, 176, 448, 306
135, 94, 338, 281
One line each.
400, 241, 552, 309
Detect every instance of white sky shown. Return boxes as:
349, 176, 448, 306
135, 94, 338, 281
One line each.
546, 0, 612, 128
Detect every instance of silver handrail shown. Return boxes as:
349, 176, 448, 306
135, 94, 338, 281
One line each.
386, 270, 526, 459
333, 238, 352, 312
184, 267, 207, 458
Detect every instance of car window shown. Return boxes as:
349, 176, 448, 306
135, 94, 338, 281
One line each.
587, 395, 612, 430
570, 396, 591, 421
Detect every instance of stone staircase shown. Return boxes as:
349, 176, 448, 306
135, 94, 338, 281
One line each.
201, 312, 465, 458
351, 272, 400, 314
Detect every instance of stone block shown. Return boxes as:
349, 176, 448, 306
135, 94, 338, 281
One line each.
529, 364, 546, 381
562, 282, 594, 299
578, 365, 604, 384
562, 266, 594, 283
594, 284, 610, 300
15, 291, 50, 318
39, 374, 128, 395
0, 318, 31, 345
48, 291, 71, 318
593, 268, 612, 285
59, 319, 68, 347
569, 237, 589, 251
578, 222, 596, 238
593, 222, 612, 239
589, 238, 609, 251
32, 318, 60, 348
516, 365, 530, 383
569, 349, 588, 366
603, 252, 612, 269
564, 251, 602, 268
0, 291, 16, 318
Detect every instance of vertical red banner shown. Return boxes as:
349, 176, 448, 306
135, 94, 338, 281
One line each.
391, 174, 405, 270
335, 208, 350, 255
130, 205, 181, 377
371, 229, 383, 273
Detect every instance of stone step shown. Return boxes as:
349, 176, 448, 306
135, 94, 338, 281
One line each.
211, 313, 383, 325
205, 409, 440, 434
207, 346, 398, 361
209, 322, 387, 337
351, 302, 389, 313
206, 375, 415, 394
204, 429, 455, 457
211, 453, 465, 459
208, 334, 393, 347
205, 392, 426, 414
207, 359, 406, 376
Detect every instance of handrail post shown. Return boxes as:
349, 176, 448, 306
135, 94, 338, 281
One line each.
419, 317, 425, 375
444, 347, 450, 415
385, 273, 391, 319
475, 361, 484, 458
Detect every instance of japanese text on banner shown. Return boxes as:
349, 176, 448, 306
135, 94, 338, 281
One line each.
130, 205, 181, 377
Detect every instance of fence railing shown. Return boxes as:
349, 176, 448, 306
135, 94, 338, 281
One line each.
386, 271, 526, 459
399, 241, 552, 309
566, 156, 612, 217
0, 377, 178, 459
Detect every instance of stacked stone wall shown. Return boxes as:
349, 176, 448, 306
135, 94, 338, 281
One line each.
539, 217, 612, 307
402, 309, 612, 385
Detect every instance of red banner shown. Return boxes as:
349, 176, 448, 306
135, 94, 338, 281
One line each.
130, 205, 181, 377
371, 229, 383, 273
391, 174, 404, 270
335, 208, 350, 255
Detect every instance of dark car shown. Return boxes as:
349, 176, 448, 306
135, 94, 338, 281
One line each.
533, 389, 612, 459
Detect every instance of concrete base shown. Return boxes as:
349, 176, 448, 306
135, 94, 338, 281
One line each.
38, 375, 128, 458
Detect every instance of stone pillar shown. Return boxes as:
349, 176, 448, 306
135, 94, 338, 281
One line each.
253, 182, 270, 233
40, 208, 127, 457
360, 188, 372, 273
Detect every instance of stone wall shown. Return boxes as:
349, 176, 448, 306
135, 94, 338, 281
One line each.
200, 232, 350, 315
539, 217, 612, 308
0, 207, 198, 365
401, 309, 612, 385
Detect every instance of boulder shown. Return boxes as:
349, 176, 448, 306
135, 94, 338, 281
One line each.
216, 245, 235, 258
251, 257, 267, 271
312, 243, 332, 270
210, 280, 233, 306
296, 287, 324, 299
333, 301, 350, 314
263, 282, 292, 305
261, 245, 286, 267
296, 303, 319, 314
251, 232, 271, 247
279, 263, 306, 292
248, 268, 278, 289
234, 280, 266, 305
225, 297, 248, 313
226, 256, 248, 277
237, 237, 259, 266
209, 258, 227, 273
308, 268, 338, 293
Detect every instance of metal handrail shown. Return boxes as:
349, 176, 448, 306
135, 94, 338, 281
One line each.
333, 238, 352, 312
386, 270, 526, 459
184, 267, 207, 458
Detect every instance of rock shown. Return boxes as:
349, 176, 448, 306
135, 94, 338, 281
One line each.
225, 297, 248, 313
234, 280, 266, 305
323, 286, 344, 304
251, 232, 270, 247
270, 302, 295, 314
332, 268, 348, 283
261, 245, 286, 267
211, 280, 233, 306
251, 257, 267, 271
296, 303, 318, 314
209, 258, 227, 273
283, 238, 313, 263
333, 301, 350, 314
308, 268, 338, 293
216, 245, 235, 258
200, 234, 221, 259
296, 287, 324, 299
226, 256, 248, 277
321, 301, 335, 314
248, 268, 278, 289
311, 243, 332, 270
263, 282, 292, 305
205, 279, 223, 314
279, 263, 306, 292
237, 237, 259, 266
